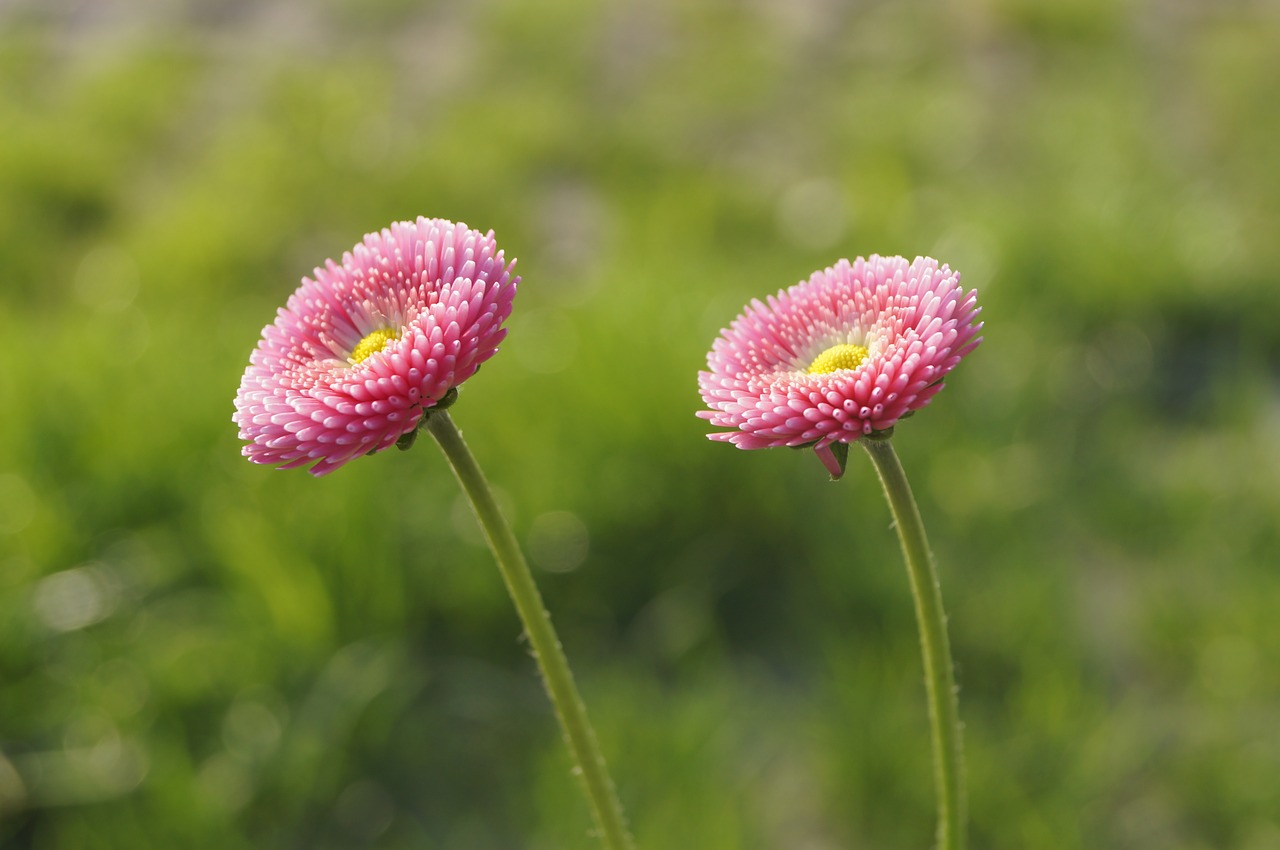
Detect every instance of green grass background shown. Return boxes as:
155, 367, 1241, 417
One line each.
3, 0, 1279, 847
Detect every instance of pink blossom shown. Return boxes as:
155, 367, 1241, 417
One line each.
233, 217, 518, 476
698, 255, 981, 476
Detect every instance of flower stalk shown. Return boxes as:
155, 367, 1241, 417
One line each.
426, 409, 636, 850
860, 436, 966, 850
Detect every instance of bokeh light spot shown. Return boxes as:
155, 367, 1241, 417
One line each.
32, 565, 119, 632
528, 510, 589, 573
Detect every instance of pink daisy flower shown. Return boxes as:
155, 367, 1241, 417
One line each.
233, 217, 518, 476
698, 255, 982, 478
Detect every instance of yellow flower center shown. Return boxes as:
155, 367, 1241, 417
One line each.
807, 343, 869, 375
351, 328, 399, 363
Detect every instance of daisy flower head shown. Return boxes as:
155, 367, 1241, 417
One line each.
697, 255, 981, 478
233, 217, 518, 476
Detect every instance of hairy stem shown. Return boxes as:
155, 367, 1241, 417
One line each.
427, 410, 635, 850
861, 437, 966, 850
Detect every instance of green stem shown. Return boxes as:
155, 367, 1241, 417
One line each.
860, 438, 966, 850
426, 410, 636, 850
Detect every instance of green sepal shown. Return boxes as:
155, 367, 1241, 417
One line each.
431, 386, 460, 413
828, 441, 849, 479
866, 425, 896, 441
396, 427, 419, 451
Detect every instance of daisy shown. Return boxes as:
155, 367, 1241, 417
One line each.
698, 255, 982, 477
233, 217, 518, 476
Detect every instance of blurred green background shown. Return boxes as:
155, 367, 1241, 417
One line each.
3, 0, 1279, 847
